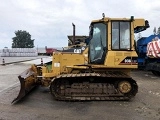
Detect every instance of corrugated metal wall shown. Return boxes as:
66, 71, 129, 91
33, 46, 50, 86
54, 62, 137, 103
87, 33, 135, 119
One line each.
0, 48, 38, 57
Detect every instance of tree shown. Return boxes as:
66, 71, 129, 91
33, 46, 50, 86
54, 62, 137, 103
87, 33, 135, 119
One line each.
12, 30, 34, 48
157, 27, 160, 35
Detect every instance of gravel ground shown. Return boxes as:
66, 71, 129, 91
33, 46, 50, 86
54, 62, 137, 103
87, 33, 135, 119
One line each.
0, 58, 160, 120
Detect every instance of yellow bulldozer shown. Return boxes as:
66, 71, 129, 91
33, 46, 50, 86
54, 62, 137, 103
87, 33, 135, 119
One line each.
12, 14, 149, 103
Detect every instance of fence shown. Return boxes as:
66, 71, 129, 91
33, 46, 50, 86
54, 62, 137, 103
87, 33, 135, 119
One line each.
0, 48, 38, 57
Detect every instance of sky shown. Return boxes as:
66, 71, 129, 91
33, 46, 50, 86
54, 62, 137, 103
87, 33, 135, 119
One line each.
0, 0, 160, 49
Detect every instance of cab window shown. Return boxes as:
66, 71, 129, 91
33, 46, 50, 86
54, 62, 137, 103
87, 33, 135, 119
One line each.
112, 21, 131, 50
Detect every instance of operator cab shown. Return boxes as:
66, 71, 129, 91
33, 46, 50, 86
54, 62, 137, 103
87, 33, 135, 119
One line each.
88, 14, 149, 65
89, 19, 131, 64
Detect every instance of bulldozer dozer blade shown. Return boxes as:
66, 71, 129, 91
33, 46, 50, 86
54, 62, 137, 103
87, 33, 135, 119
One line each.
12, 68, 37, 104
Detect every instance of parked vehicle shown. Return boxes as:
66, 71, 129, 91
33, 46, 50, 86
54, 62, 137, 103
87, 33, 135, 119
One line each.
12, 14, 149, 103
137, 34, 160, 76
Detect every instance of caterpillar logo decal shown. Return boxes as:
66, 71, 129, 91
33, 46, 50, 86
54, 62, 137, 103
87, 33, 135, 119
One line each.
74, 49, 82, 53
74, 47, 85, 53
62, 46, 86, 53
119, 57, 138, 65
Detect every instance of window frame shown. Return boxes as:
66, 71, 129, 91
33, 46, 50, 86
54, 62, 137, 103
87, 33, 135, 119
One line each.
111, 21, 131, 50
88, 22, 108, 64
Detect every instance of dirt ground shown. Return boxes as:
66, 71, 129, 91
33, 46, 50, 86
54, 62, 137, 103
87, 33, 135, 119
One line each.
0, 63, 160, 120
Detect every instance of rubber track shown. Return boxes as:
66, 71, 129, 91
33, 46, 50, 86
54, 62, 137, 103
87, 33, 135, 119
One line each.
50, 72, 138, 101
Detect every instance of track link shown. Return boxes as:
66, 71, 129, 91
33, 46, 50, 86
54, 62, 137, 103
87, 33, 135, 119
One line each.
50, 72, 138, 101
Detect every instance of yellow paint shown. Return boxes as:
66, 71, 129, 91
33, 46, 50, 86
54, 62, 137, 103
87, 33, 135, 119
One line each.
28, 16, 148, 87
